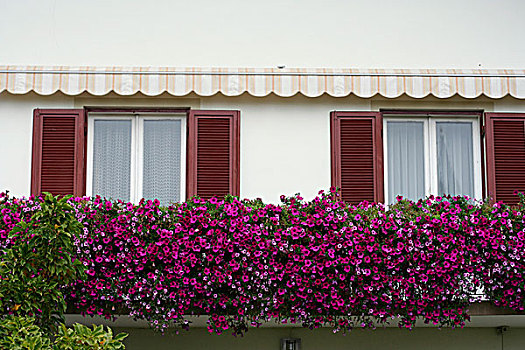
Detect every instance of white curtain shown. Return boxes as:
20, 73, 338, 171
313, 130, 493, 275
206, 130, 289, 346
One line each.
142, 120, 181, 204
436, 122, 474, 198
387, 121, 425, 203
92, 120, 132, 201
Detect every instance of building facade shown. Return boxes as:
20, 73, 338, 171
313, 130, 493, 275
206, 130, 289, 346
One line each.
0, 67, 524, 349
2, 1, 525, 347
2, 67, 525, 205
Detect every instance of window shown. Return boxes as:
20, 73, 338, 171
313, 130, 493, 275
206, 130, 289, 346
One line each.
383, 114, 482, 204
331, 111, 488, 205
86, 114, 186, 204
31, 109, 240, 202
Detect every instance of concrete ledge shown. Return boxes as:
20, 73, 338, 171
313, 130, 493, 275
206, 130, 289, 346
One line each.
65, 314, 525, 329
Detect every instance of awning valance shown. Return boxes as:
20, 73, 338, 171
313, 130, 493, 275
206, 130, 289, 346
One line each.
1, 66, 525, 99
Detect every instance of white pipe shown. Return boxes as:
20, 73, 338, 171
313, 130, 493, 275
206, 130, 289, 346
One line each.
1, 69, 524, 78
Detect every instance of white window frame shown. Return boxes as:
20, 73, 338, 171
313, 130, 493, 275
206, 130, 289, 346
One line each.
86, 113, 187, 203
383, 115, 482, 203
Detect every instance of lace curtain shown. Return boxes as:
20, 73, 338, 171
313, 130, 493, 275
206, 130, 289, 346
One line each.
92, 120, 132, 201
142, 120, 182, 204
387, 121, 425, 203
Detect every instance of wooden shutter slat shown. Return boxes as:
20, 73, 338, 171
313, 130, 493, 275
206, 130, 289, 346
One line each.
485, 113, 525, 204
331, 112, 383, 204
187, 110, 240, 199
31, 109, 85, 197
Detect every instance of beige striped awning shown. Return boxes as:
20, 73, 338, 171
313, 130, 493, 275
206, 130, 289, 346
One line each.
1, 66, 525, 99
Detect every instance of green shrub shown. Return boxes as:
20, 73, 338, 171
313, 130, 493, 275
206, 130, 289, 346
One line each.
54, 323, 127, 350
0, 193, 86, 329
0, 194, 127, 348
0, 316, 50, 350
0, 316, 127, 350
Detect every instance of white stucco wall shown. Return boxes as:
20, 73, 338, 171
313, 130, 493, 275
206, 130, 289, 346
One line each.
1, 0, 524, 69
2, 91, 525, 202
201, 94, 370, 202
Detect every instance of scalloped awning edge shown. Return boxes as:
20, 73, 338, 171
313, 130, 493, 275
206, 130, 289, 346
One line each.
1, 66, 525, 99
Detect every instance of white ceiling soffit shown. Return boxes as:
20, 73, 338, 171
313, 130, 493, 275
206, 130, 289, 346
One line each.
1, 66, 525, 99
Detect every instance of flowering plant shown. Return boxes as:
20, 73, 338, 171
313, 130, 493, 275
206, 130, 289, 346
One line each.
0, 193, 127, 348
0, 193, 85, 330
0, 190, 523, 335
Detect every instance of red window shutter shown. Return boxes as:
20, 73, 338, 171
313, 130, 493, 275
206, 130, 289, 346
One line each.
187, 110, 240, 199
330, 112, 384, 203
485, 113, 525, 204
31, 109, 86, 197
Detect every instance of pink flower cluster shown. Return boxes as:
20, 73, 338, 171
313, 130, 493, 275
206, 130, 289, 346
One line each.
0, 190, 523, 334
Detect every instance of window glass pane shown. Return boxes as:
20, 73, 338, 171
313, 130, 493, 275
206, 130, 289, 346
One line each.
436, 122, 474, 198
93, 120, 132, 201
387, 121, 425, 203
143, 119, 182, 204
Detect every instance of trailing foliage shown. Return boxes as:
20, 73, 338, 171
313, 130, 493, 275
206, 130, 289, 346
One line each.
0, 190, 524, 335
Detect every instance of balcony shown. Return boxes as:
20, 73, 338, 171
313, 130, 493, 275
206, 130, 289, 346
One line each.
1, 190, 523, 336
